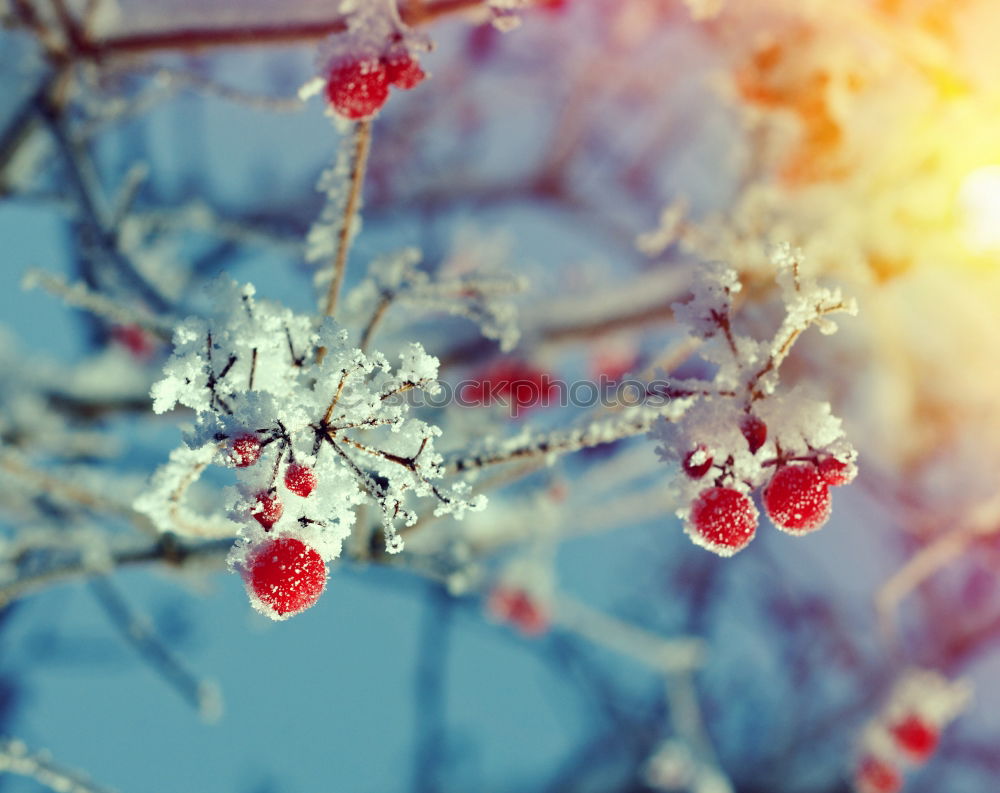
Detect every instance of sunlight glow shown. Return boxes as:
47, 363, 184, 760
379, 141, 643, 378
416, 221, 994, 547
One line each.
959, 166, 1000, 254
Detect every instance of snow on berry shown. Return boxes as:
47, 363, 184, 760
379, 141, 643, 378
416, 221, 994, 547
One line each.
251, 491, 283, 530
312, 0, 431, 121
651, 247, 856, 555
229, 433, 262, 468
682, 445, 713, 478
854, 755, 902, 793
819, 456, 857, 486
324, 57, 389, 120
763, 464, 831, 534
243, 537, 327, 619
383, 48, 426, 90
284, 463, 317, 498
138, 278, 485, 606
686, 487, 758, 556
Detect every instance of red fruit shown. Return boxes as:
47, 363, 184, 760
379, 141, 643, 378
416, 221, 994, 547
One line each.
383, 49, 425, 90
111, 324, 155, 360
687, 487, 758, 556
246, 537, 327, 618
819, 456, 856, 486
682, 445, 713, 478
230, 434, 262, 468
764, 464, 832, 534
488, 587, 548, 636
890, 714, 939, 763
855, 755, 902, 793
740, 414, 768, 454
284, 463, 317, 498
325, 57, 389, 119
461, 359, 558, 418
252, 491, 283, 530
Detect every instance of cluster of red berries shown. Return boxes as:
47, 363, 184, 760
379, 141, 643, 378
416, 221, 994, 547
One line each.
853, 671, 969, 793
228, 432, 326, 618
856, 713, 944, 793
683, 416, 855, 555
325, 46, 425, 120
487, 586, 549, 637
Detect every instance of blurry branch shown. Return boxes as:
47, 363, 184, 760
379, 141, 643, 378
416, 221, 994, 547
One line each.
0, 738, 119, 793
0, 536, 233, 607
22, 269, 175, 340
876, 491, 1000, 639
88, 576, 222, 721
56, 0, 489, 60
34, 94, 172, 313
0, 450, 152, 530
552, 594, 706, 673
411, 588, 452, 793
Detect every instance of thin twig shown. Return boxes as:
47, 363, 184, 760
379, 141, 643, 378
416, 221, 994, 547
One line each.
88, 576, 222, 721
324, 119, 373, 318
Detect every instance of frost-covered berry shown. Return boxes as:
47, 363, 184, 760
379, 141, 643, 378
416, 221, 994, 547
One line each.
383, 49, 425, 90
740, 414, 768, 454
763, 464, 831, 534
245, 537, 326, 618
284, 463, 317, 498
252, 491, 283, 530
687, 487, 758, 556
855, 755, 902, 793
890, 714, 939, 763
682, 445, 713, 478
819, 456, 857, 487
487, 586, 549, 636
229, 434, 262, 468
325, 57, 389, 119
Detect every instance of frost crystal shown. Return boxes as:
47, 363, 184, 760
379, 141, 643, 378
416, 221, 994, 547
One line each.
138, 279, 485, 577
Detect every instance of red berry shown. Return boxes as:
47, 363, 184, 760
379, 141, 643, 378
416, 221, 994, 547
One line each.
461, 359, 558, 418
764, 464, 831, 534
251, 491, 283, 530
687, 487, 758, 556
740, 414, 768, 454
487, 587, 548, 636
890, 714, 939, 763
245, 537, 326, 618
325, 57, 389, 119
819, 456, 856, 486
682, 445, 713, 478
230, 434, 262, 468
111, 324, 155, 360
284, 463, 317, 498
855, 755, 902, 793
383, 49, 425, 90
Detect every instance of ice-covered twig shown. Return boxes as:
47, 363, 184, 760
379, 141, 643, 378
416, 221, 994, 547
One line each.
322, 120, 373, 318
448, 404, 687, 473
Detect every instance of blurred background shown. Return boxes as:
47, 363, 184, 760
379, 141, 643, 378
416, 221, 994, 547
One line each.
2, 1, 1000, 792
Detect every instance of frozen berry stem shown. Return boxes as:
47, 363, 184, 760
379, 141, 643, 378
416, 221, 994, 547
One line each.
324, 119, 373, 319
